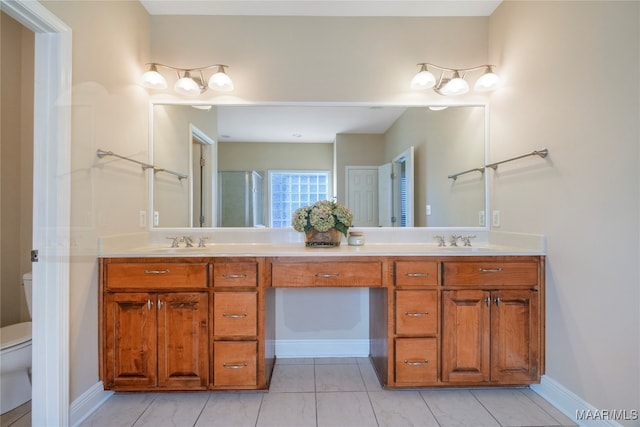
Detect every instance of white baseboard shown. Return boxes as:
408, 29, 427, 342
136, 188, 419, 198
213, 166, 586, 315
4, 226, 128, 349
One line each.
531, 375, 627, 427
275, 339, 369, 358
70, 381, 113, 427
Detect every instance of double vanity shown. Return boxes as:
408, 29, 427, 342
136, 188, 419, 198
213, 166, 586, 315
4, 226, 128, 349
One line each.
98, 231, 545, 392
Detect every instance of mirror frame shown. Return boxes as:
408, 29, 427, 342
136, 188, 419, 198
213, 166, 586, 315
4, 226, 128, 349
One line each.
148, 101, 490, 231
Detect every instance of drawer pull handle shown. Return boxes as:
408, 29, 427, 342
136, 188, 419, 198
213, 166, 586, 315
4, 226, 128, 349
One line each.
223, 274, 247, 279
222, 313, 248, 319
144, 269, 170, 275
405, 311, 429, 317
223, 362, 248, 369
316, 273, 340, 278
406, 273, 430, 277
479, 268, 503, 273
404, 359, 429, 366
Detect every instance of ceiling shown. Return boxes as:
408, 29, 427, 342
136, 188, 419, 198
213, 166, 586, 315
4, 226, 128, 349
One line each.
140, 0, 502, 17
215, 105, 409, 143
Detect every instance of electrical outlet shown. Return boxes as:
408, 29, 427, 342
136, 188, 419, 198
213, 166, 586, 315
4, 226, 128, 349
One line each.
426, 204, 432, 216
139, 210, 147, 228
479, 210, 485, 226
153, 211, 160, 226
492, 210, 501, 227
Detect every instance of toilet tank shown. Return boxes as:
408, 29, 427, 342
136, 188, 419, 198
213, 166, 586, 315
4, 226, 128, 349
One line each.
23, 273, 32, 318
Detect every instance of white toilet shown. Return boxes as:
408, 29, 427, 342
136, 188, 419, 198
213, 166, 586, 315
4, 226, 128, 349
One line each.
0, 273, 33, 414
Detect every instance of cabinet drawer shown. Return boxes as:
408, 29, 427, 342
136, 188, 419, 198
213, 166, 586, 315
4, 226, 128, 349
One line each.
213, 292, 257, 337
213, 263, 258, 288
395, 261, 438, 286
443, 261, 538, 286
213, 341, 257, 387
271, 261, 382, 287
395, 338, 437, 384
106, 263, 207, 289
395, 291, 437, 335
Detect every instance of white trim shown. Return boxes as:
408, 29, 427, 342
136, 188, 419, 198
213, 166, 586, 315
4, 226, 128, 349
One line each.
69, 382, 113, 427
0, 1, 72, 425
275, 339, 370, 358
531, 375, 625, 427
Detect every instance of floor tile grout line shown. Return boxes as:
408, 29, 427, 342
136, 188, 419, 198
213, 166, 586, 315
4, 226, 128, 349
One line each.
191, 391, 212, 427
130, 393, 159, 427
469, 388, 505, 427
417, 390, 444, 427
515, 388, 574, 427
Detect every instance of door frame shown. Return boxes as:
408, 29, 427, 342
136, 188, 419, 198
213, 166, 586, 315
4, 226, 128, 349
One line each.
1, 1, 72, 425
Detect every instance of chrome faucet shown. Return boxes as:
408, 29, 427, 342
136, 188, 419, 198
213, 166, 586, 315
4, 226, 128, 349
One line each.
434, 235, 446, 247
167, 236, 180, 248
181, 236, 194, 248
461, 235, 476, 247
449, 235, 462, 247
198, 236, 209, 248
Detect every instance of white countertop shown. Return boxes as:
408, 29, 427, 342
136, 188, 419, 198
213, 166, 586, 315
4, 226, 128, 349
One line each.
98, 229, 545, 258
99, 236, 545, 258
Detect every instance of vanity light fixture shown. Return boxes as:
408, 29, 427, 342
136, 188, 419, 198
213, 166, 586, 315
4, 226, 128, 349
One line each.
140, 63, 234, 96
410, 63, 501, 95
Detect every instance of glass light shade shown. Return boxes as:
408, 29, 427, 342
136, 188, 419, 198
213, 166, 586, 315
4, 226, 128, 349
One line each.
208, 70, 234, 92
410, 69, 436, 90
440, 76, 469, 96
174, 73, 202, 96
140, 67, 167, 90
474, 71, 501, 92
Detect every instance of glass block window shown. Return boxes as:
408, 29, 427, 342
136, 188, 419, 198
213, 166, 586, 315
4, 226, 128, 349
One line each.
269, 171, 330, 228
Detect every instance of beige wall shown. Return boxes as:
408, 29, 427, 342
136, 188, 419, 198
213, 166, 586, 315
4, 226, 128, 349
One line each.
0, 12, 34, 327
489, 1, 639, 420
153, 104, 217, 227
335, 133, 386, 204
42, 0, 151, 402
218, 141, 333, 172
383, 106, 485, 226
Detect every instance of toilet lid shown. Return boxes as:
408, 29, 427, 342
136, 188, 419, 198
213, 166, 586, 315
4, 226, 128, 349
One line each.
0, 322, 32, 350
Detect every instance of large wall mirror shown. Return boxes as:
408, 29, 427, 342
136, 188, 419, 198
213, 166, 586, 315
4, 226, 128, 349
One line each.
150, 103, 487, 229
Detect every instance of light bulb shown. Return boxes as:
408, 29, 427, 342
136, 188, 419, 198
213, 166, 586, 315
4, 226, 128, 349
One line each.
474, 67, 501, 92
208, 67, 234, 92
410, 64, 436, 90
140, 64, 167, 90
439, 72, 469, 96
174, 72, 202, 96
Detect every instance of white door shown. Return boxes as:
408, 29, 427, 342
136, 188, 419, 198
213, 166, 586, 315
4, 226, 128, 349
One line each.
346, 167, 378, 227
378, 163, 393, 227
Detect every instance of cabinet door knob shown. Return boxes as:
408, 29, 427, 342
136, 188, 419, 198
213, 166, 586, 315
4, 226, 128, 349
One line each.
479, 267, 503, 273
315, 273, 339, 278
223, 362, 248, 369
147, 299, 153, 310
404, 359, 429, 366
223, 274, 247, 279
144, 269, 170, 275
222, 313, 248, 319
405, 311, 429, 317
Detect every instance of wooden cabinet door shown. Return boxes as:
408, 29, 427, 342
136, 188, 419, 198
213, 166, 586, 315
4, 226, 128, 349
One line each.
157, 292, 209, 389
442, 290, 490, 383
490, 290, 539, 383
104, 293, 157, 388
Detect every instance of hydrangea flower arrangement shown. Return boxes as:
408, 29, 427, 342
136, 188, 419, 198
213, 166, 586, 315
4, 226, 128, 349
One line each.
292, 200, 354, 237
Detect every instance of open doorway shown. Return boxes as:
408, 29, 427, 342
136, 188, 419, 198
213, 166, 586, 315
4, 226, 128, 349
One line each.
1, 1, 72, 425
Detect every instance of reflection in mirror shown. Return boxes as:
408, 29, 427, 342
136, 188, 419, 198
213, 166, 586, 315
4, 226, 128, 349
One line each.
151, 104, 486, 229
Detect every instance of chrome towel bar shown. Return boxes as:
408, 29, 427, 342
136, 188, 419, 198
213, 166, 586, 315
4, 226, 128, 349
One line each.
96, 149, 187, 180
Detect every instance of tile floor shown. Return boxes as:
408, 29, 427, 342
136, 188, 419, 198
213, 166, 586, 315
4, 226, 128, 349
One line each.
2, 357, 577, 427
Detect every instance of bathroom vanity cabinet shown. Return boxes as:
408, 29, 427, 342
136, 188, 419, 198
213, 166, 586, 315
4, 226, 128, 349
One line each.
99, 254, 544, 392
